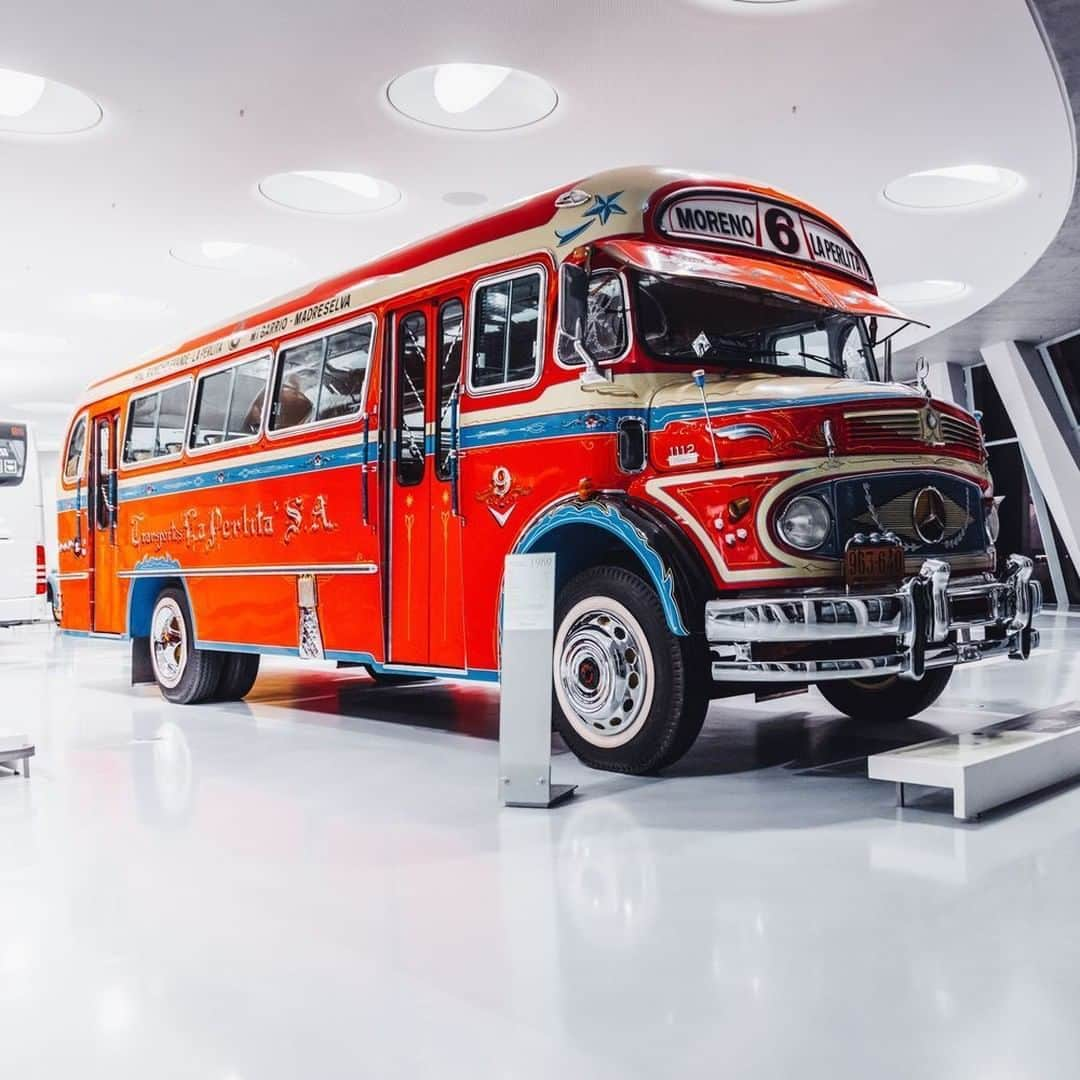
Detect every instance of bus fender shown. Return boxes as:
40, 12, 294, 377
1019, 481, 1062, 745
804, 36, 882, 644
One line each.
512, 497, 712, 637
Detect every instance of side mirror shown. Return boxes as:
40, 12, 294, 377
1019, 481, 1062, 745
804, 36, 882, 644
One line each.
559, 262, 588, 338
558, 263, 610, 386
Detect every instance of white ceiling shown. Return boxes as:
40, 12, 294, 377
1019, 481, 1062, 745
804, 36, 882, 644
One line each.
0, 0, 1072, 449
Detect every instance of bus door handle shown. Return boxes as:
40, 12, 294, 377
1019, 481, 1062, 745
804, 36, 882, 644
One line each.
361, 414, 370, 525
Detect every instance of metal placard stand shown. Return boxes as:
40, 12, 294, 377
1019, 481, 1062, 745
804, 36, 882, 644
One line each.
499, 553, 576, 808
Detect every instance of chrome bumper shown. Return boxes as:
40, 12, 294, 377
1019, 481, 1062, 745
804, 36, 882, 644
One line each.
705, 555, 1042, 683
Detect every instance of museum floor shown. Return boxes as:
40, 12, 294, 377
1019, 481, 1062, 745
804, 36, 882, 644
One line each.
1, 614, 1079, 1078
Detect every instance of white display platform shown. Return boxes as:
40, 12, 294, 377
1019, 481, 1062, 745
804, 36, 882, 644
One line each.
0, 732, 34, 778
868, 703, 1080, 821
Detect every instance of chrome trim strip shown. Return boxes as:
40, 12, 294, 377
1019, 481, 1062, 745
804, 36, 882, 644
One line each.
117, 563, 378, 579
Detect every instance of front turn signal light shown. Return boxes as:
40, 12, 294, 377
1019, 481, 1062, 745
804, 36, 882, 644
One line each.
728, 496, 751, 523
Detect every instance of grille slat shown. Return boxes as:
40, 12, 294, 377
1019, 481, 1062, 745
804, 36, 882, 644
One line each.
844, 408, 982, 453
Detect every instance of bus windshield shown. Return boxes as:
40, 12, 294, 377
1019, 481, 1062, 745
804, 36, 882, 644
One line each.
0, 423, 26, 487
632, 270, 877, 381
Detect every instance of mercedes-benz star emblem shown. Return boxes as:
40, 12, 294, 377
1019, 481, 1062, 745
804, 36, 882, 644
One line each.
912, 486, 948, 544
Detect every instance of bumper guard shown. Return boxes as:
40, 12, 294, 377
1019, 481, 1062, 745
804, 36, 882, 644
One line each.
705, 554, 1042, 683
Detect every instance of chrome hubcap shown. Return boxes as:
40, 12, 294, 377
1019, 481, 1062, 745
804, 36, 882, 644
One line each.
555, 599, 652, 745
151, 599, 187, 689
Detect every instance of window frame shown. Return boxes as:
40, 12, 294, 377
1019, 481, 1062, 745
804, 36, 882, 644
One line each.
187, 348, 274, 457
554, 267, 633, 371
394, 308, 429, 488
466, 262, 548, 397
266, 313, 378, 442
435, 297, 465, 482
62, 411, 89, 484
118, 374, 194, 471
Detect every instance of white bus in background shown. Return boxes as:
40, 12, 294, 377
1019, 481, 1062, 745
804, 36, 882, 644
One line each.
0, 420, 47, 625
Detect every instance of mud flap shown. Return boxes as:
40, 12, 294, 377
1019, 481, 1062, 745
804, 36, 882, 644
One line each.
130, 636, 154, 685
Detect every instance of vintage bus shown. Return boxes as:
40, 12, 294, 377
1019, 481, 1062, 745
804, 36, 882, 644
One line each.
0, 420, 47, 626
57, 167, 1041, 773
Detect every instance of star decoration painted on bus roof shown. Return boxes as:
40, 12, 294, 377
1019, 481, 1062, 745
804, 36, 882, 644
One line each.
554, 190, 627, 246
583, 190, 626, 226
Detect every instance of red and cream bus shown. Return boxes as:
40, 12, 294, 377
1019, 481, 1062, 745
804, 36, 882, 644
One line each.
57, 167, 1041, 773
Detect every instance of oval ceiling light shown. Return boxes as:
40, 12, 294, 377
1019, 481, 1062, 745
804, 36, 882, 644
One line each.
883, 165, 1024, 210
387, 63, 557, 131
259, 170, 400, 214
0, 65, 101, 134
170, 240, 297, 275
880, 279, 970, 306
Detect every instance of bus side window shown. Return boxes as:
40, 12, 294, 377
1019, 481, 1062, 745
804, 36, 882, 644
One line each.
557, 270, 628, 365
122, 381, 192, 465
271, 318, 375, 433
63, 415, 87, 481
469, 268, 543, 392
436, 300, 464, 480
190, 354, 271, 448
396, 311, 427, 486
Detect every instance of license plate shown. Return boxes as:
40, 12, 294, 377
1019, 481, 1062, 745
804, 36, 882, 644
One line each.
845, 544, 905, 587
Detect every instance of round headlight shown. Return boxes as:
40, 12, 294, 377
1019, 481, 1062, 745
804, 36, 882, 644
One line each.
777, 495, 832, 551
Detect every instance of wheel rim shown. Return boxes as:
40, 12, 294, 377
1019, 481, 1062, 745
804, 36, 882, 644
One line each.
151, 598, 187, 689
554, 596, 655, 749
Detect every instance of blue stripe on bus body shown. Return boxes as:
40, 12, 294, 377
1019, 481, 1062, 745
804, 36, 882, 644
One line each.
54, 389, 908, 512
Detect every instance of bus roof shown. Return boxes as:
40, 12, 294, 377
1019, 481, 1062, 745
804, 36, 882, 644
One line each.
85, 166, 882, 402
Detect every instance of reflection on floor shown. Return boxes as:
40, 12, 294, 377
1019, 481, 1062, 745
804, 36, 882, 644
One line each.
1, 615, 1079, 1078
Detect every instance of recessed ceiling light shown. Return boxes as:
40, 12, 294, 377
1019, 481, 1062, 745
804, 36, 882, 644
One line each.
258, 170, 401, 214
883, 165, 1024, 210
0, 69, 45, 116
387, 64, 557, 131
443, 191, 488, 207
0, 330, 70, 353
433, 65, 510, 114
71, 292, 172, 319
170, 241, 297, 274
880, 279, 969, 305
0, 65, 101, 134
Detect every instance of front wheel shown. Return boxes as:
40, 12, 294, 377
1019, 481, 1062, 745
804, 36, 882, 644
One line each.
817, 666, 953, 722
552, 566, 708, 775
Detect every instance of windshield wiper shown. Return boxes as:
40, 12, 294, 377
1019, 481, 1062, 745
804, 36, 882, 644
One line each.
775, 350, 845, 375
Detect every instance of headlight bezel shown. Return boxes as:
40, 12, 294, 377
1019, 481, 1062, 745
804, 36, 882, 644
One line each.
776, 493, 833, 552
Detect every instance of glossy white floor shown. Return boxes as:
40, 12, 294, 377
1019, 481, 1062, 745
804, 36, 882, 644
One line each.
2, 617, 1079, 1079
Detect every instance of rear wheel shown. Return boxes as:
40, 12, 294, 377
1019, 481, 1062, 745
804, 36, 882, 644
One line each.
214, 652, 261, 701
817, 666, 953, 721
552, 566, 708, 774
149, 587, 222, 705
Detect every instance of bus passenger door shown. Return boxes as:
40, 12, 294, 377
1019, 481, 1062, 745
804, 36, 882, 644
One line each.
387, 300, 468, 669
428, 298, 466, 669
90, 411, 122, 634
388, 309, 431, 663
